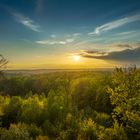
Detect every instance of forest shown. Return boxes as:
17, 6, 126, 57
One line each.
0, 66, 140, 140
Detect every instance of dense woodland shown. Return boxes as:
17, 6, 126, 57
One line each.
0, 66, 140, 140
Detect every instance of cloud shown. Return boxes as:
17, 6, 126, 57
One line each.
51, 34, 56, 38
36, 38, 75, 45
12, 12, 41, 32
72, 33, 81, 36
66, 38, 75, 43
116, 31, 137, 36
66, 33, 81, 38
89, 14, 140, 35
80, 44, 140, 62
116, 44, 133, 49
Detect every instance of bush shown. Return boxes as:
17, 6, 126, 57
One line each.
0, 123, 32, 140
78, 118, 98, 140
98, 121, 128, 140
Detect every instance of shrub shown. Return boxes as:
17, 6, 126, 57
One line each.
78, 118, 98, 140
0, 123, 32, 140
99, 121, 128, 140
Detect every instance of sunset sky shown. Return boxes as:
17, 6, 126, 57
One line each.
0, 0, 140, 69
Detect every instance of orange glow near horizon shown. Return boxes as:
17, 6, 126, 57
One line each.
6, 54, 117, 70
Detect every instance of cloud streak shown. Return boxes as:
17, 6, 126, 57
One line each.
12, 12, 41, 32
89, 14, 140, 35
36, 38, 75, 45
80, 44, 140, 62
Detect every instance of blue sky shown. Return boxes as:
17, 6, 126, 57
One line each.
0, 0, 140, 69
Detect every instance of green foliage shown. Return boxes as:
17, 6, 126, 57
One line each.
2, 96, 22, 127
43, 120, 59, 138
47, 90, 66, 123
108, 67, 140, 139
78, 118, 98, 140
18, 95, 45, 125
26, 124, 42, 139
98, 121, 128, 140
0, 68, 139, 139
0, 123, 32, 140
72, 76, 112, 113
92, 111, 111, 127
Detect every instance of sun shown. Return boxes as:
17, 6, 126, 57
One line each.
72, 55, 81, 62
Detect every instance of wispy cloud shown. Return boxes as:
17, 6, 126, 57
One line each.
12, 12, 41, 32
89, 14, 140, 35
51, 34, 56, 38
116, 31, 137, 36
66, 33, 81, 38
36, 38, 75, 45
72, 33, 81, 36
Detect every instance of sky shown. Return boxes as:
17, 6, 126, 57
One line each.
0, 0, 140, 69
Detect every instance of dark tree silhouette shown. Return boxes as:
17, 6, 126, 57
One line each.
0, 55, 8, 79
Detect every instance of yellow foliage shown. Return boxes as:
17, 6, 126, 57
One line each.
36, 135, 49, 140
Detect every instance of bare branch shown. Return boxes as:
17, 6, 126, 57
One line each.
0, 55, 8, 79
0, 55, 8, 69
